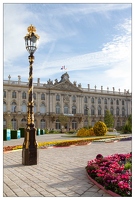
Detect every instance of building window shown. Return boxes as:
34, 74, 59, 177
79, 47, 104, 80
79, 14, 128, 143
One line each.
91, 105, 95, 116
11, 102, 17, 112
122, 100, 124, 105
21, 102, 27, 113
98, 106, 101, 115
84, 120, 88, 127
3, 101, 7, 112
116, 99, 119, 105
98, 98, 101, 104
72, 95, 76, 102
64, 104, 68, 114
34, 104, 37, 113
56, 94, 60, 101
72, 120, 77, 129
110, 107, 113, 115
116, 107, 119, 116
33, 93, 36, 100
3, 90, 6, 98
117, 120, 120, 127
40, 103, 46, 114
84, 105, 88, 115
72, 106, 76, 114
41, 93, 45, 100
22, 92, 26, 99
56, 104, 60, 114
11, 118, 17, 130
40, 119, 46, 129
56, 119, 61, 129
122, 107, 125, 116
104, 98, 107, 104
91, 97, 94, 103
12, 91, 16, 98
84, 96, 87, 103
111, 99, 113, 105
21, 118, 26, 127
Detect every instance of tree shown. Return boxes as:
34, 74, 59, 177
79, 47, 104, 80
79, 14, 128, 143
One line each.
58, 114, 70, 128
104, 110, 114, 128
123, 114, 132, 133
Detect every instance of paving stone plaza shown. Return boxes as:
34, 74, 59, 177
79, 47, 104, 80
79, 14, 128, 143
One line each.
3, 134, 132, 197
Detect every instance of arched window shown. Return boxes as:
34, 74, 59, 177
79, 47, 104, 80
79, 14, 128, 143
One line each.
33, 93, 36, 100
116, 107, 119, 116
21, 102, 27, 113
22, 92, 26, 99
84, 96, 87, 103
98, 98, 101, 104
3, 101, 7, 112
122, 107, 125, 116
11, 102, 17, 112
110, 107, 114, 115
41, 93, 45, 100
12, 91, 16, 98
116, 99, 119, 105
72, 105, 76, 114
72, 120, 77, 129
34, 104, 37, 113
104, 98, 107, 104
91, 119, 96, 127
72, 95, 76, 102
3, 90, 6, 98
56, 94, 60, 101
40, 119, 46, 129
40, 103, 46, 114
56, 119, 61, 129
122, 100, 124, 105
11, 118, 17, 130
91, 97, 94, 103
64, 104, 68, 114
91, 105, 95, 116
56, 104, 60, 114
21, 118, 26, 127
98, 106, 101, 115
117, 119, 120, 127
84, 105, 88, 115
84, 119, 88, 127
111, 99, 113, 105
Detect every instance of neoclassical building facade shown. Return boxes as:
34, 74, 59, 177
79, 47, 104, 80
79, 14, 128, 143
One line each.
3, 72, 132, 130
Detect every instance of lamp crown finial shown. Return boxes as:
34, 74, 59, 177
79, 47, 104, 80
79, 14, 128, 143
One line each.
27, 24, 36, 33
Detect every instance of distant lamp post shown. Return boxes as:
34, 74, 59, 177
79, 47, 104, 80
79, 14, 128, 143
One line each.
22, 25, 40, 165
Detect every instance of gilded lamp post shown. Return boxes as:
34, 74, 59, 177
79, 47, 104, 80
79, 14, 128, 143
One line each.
22, 25, 40, 165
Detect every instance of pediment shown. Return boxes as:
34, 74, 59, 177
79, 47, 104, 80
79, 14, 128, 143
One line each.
51, 81, 82, 92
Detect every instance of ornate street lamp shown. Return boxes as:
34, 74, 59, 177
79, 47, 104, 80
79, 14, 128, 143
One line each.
22, 25, 40, 165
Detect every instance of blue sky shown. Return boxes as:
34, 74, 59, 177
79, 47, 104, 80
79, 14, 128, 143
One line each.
3, 2, 132, 92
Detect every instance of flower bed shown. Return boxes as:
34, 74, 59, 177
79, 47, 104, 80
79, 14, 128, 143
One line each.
86, 153, 132, 197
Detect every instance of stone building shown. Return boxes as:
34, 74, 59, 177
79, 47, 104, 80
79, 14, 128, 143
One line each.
3, 72, 132, 131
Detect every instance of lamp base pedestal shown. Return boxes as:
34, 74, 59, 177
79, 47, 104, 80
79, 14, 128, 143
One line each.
22, 127, 38, 165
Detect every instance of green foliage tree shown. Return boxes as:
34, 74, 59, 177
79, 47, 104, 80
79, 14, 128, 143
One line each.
123, 114, 132, 133
58, 114, 70, 128
104, 110, 114, 128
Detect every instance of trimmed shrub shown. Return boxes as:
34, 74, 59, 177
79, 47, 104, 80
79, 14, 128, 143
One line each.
77, 127, 95, 137
93, 121, 107, 136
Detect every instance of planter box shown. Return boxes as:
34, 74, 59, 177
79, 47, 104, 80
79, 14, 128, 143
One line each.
40, 129, 45, 135
86, 171, 121, 197
11, 130, 21, 139
3, 129, 11, 141
37, 128, 40, 135
19, 128, 25, 137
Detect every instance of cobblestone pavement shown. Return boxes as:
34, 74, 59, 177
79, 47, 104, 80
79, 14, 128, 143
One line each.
3, 136, 132, 197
